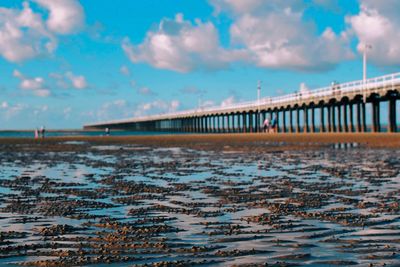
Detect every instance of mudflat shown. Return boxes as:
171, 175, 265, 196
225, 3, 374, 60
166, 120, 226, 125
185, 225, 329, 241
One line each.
0, 133, 399, 266
0, 132, 399, 151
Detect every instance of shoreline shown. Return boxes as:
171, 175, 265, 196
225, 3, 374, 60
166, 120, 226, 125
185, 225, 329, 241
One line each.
0, 133, 399, 150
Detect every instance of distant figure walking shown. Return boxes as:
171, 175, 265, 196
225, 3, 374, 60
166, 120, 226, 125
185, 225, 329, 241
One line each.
105, 127, 110, 136
263, 118, 270, 133
40, 126, 46, 138
34, 128, 39, 139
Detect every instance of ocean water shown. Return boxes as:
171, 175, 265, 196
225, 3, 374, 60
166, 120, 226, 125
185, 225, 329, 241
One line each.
0, 131, 183, 138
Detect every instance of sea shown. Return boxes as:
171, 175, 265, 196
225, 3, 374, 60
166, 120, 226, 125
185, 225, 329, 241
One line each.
0, 130, 181, 138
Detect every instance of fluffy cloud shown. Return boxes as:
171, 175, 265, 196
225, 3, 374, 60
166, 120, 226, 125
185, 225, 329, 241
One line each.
124, 2, 353, 72
13, 70, 50, 97
0, 0, 84, 62
50, 71, 88, 89
122, 13, 245, 72
65, 72, 88, 89
33, 0, 84, 34
224, 1, 353, 70
346, 0, 400, 66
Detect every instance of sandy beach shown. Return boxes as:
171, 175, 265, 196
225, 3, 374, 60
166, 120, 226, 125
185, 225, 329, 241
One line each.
0, 132, 399, 151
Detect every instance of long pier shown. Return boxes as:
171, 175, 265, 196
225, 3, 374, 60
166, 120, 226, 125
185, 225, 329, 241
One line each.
84, 73, 400, 133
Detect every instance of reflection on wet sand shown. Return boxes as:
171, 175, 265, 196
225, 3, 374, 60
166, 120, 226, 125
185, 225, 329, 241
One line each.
0, 142, 399, 266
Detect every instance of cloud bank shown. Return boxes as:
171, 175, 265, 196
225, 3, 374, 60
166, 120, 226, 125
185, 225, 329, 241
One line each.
0, 0, 84, 62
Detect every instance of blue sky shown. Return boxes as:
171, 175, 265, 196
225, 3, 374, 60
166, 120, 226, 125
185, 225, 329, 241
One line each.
0, 0, 399, 129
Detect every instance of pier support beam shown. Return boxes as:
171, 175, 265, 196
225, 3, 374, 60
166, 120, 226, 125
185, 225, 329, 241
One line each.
303, 106, 309, 133
289, 109, 294, 133
337, 104, 342, 132
389, 97, 397, 133
361, 102, 367, 132
311, 106, 316, 133
275, 110, 280, 133
221, 114, 225, 133
356, 102, 362, 132
249, 112, 254, 133
327, 105, 332, 132
343, 103, 349, 132
320, 106, 326, 133
282, 110, 287, 133
349, 103, 355, 132
235, 113, 241, 133
231, 114, 235, 133
255, 111, 259, 133
331, 105, 337, 132
242, 112, 247, 133
296, 108, 301, 133
372, 101, 381, 132
227, 114, 231, 133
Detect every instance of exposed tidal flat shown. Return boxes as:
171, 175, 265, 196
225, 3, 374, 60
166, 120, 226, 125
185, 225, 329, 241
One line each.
0, 134, 399, 266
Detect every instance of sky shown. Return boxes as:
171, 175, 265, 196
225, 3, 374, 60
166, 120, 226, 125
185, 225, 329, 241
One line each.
0, 0, 399, 129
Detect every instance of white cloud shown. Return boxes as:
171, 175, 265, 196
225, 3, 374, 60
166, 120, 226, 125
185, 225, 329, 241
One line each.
65, 72, 88, 89
0, 0, 84, 62
122, 13, 245, 72
137, 87, 155, 95
124, 3, 352, 72
33, 0, 84, 34
94, 99, 131, 121
346, 0, 400, 66
201, 100, 215, 108
220, 96, 235, 107
1, 101, 8, 109
120, 65, 130, 76
226, 1, 353, 70
50, 71, 88, 89
0, 102, 28, 120
134, 100, 180, 116
13, 69, 50, 97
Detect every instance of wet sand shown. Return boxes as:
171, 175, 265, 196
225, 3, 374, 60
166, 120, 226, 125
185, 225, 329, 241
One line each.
0, 133, 399, 266
0, 132, 400, 150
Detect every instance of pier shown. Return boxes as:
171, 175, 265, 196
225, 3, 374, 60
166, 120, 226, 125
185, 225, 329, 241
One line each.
84, 73, 400, 133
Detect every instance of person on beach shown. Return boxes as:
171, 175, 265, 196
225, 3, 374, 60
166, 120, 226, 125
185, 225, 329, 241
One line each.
263, 118, 270, 133
105, 128, 110, 136
40, 126, 46, 138
34, 128, 39, 139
